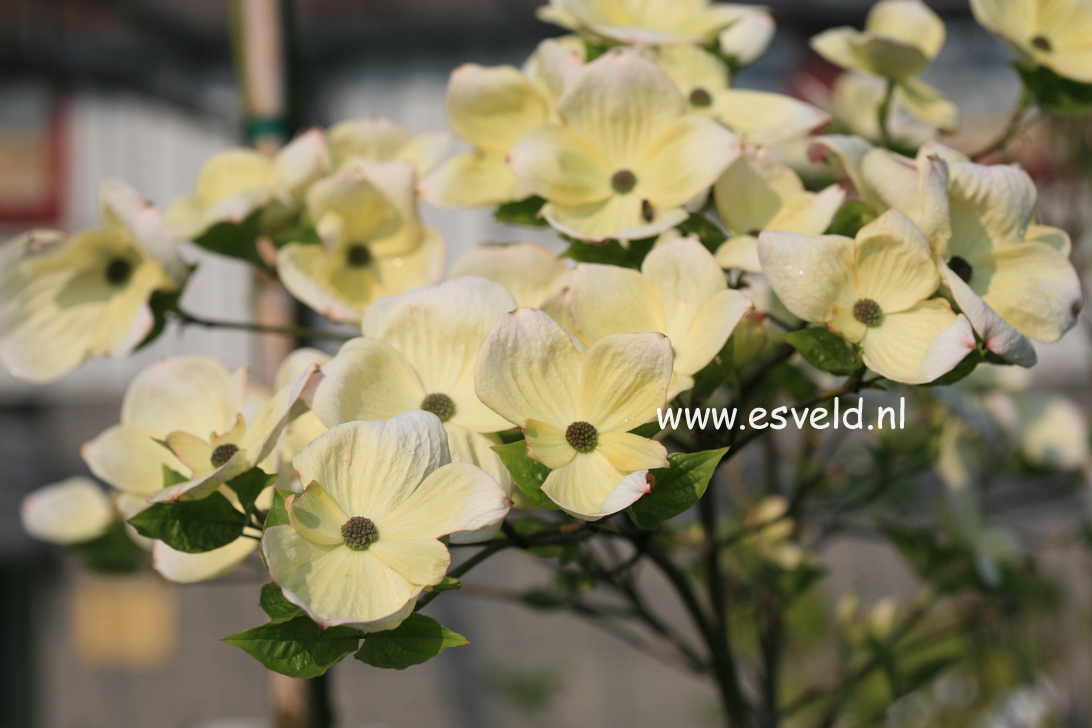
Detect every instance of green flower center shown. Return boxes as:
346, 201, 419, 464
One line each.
420, 393, 456, 423
341, 516, 379, 550
689, 88, 713, 107
611, 169, 637, 194
852, 298, 883, 328
105, 258, 134, 286
1031, 35, 1052, 52
565, 421, 598, 453
210, 443, 239, 467
948, 256, 973, 283
346, 244, 372, 268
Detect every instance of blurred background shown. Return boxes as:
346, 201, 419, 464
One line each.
1, 1, 1089, 727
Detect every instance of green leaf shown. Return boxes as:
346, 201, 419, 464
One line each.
427, 576, 462, 593
783, 328, 862, 376
134, 263, 196, 352
1016, 63, 1092, 116
628, 421, 662, 439
227, 467, 277, 516
224, 616, 360, 678
264, 489, 294, 528
128, 492, 246, 553
690, 337, 734, 401
494, 196, 547, 227
562, 238, 633, 266
162, 465, 188, 487
676, 213, 728, 254
827, 200, 877, 238
259, 582, 304, 624
355, 613, 468, 670
926, 350, 982, 387
628, 448, 727, 529
191, 210, 269, 269
68, 521, 147, 573
492, 441, 558, 510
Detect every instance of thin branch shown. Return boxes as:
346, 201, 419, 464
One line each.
970, 88, 1036, 161
171, 308, 355, 342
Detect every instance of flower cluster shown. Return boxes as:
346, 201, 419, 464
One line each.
8, 0, 1090, 685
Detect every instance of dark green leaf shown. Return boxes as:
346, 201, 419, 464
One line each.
827, 200, 877, 238
629, 448, 727, 529
264, 489, 294, 528
690, 337, 734, 400
562, 238, 633, 267
676, 213, 728, 254
927, 350, 982, 386
494, 196, 548, 227
128, 492, 246, 553
260, 582, 304, 624
68, 521, 147, 573
227, 467, 277, 516
191, 210, 269, 269
224, 616, 360, 678
628, 421, 662, 439
493, 441, 558, 510
783, 328, 862, 376
162, 465, 188, 487
355, 613, 468, 670
1016, 63, 1092, 116
134, 263, 196, 352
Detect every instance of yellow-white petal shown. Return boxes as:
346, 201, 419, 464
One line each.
120, 356, 242, 437
524, 418, 577, 469
380, 462, 510, 541
570, 263, 663, 342
446, 64, 549, 152
82, 424, 186, 496
712, 90, 829, 145
635, 115, 740, 208
861, 300, 975, 384
854, 210, 940, 313
581, 332, 672, 433
310, 338, 425, 427
293, 413, 450, 524
976, 242, 1083, 343
558, 50, 686, 168
153, 536, 258, 584
939, 261, 1036, 367
287, 483, 349, 546
541, 451, 650, 520
507, 124, 613, 206
597, 431, 669, 471
262, 527, 421, 629
21, 477, 114, 545
674, 288, 752, 375
449, 242, 569, 308
418, 150, 521, 208
757, 231, 855, 323
475, 307, 584, 427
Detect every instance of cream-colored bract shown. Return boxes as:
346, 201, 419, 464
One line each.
0, 180, 184, 383
811, 0, 946, 81
713, 148, 845, 273
859, 144, 1082, 351
475, 307, 672, 519
79, 355, 272, 582
758, 210, 977, 384
262, 412, 511, 630
537, 0, 765, 46
327, 117, 452, 178
277, 159, 445, 321
449, 242, 569, 308
971, 0, 1092, 84
167, 129, 330, 239
420, 39, 582, 208
571, 236, 751, 397
645, 46, 829, 145
508, 49, 739, 241
811, 0, 958, 134
310, 277, 517, 541
21, 477, 115, 546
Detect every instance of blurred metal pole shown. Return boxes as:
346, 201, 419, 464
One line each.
229, 2, 328, 727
